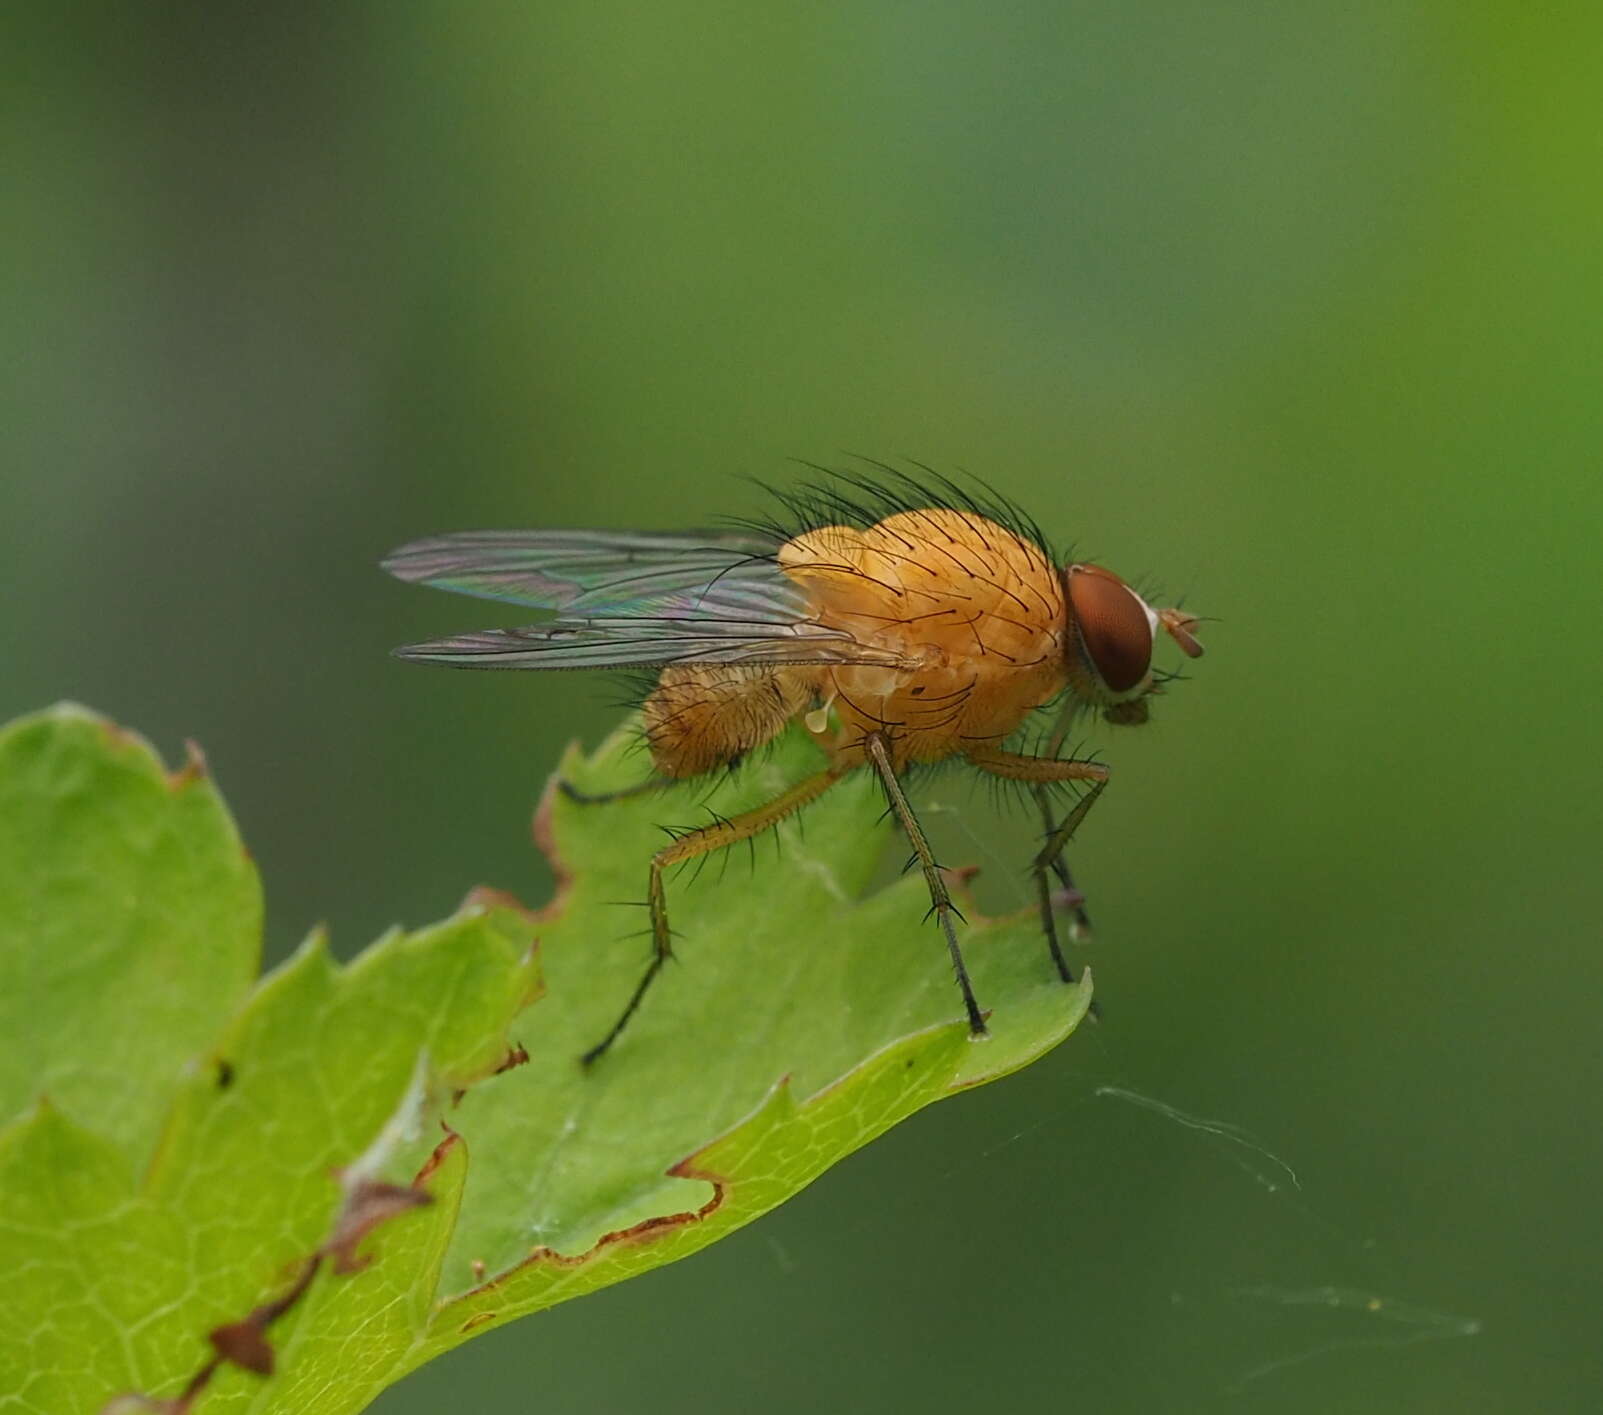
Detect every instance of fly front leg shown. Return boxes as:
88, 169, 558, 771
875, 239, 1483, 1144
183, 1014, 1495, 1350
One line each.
580, 765, 846, 1067
1031, 778, 1109, 983
1034, 786, 1094, 937
962, 744, 1109, 987
863, 733, 987, 1037
1019, 699, 1096, 937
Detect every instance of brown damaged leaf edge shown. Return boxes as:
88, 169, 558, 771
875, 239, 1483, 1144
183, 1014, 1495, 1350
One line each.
493, 1042, 531, 1075
438, 1035, 964, 1336
443, 1104, 743, 1335
98, 1032, 515, 1411
432, 758, 843, 1338
465, 889, 545, 1027
442, 766, 568, 1118
208, 1255, 322, 1376
415, 1124, 464, 1187
91, 714, 210, 792
433, 764, 1091, 1337
169, 740, 210, 792
94, 715, 142, 755
123, 914, 541, 1403
100, 1169, 437, 1414
461, 883, 543, 929
527, 761, 580, 928
448, 890, 540, 1104
325, 1175, 435, 1276
77, 713, 541, 1413
452, 1040, 532, 1105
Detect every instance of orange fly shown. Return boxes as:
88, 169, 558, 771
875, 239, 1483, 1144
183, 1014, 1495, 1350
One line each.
383, 469, 1204, 1063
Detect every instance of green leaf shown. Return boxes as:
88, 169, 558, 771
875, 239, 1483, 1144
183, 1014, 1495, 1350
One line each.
398, 722, 1093, 1365
0, 705, 261, 1164
0, 707, 1090, 1414
0, 1101, 192, 1413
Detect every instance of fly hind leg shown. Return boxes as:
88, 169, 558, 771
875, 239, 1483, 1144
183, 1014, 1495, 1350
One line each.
580, 765, 846, 1067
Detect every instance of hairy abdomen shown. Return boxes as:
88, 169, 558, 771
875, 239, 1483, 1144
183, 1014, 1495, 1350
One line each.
643, 664, 818, 777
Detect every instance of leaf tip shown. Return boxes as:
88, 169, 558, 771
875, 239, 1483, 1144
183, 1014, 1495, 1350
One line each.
167, 739, 209, 792
460, 884, 536, 924
529, 773, 576, 924
294, 924, 335, 966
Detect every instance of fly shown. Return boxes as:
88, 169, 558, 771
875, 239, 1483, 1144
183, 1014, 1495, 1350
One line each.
382, 469, 1204, 1064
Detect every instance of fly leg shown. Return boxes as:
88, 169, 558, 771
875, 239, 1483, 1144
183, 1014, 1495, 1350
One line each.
962, 745, 1109, 987
1028, 702, 1096, 938
1034, 787, 1094, 938
863, 733, 987, 1037
1031, 779, 1108, 981
559, 776, 670, 806
581, 765, 846, 1067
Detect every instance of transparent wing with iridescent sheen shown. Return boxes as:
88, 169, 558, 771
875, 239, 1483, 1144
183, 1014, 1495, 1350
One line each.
381, 528, 783, 613
383, 528, 908, 671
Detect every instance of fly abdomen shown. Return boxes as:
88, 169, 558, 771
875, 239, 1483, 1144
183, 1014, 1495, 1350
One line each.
643, 665, 819, 777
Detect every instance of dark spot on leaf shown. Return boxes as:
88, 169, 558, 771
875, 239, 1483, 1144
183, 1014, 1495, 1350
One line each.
215, 1059, 235, 1089
209, 1318, 275, 1376
111, 1113, 450, 1408
206, 1254, 321, 1381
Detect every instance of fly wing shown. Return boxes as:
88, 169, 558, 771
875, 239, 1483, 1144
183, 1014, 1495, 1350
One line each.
392, 617, 908, 670
380, 528, 782, 613
385, 527, 909, 670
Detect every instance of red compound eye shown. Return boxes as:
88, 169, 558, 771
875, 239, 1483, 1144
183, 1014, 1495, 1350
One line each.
1067, 564, 1153, 693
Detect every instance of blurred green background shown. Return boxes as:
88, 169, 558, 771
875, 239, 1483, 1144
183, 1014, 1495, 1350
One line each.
5, 2, 1601, 1411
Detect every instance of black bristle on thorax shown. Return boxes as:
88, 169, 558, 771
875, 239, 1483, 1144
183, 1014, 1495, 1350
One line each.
724, 458, 1059, 563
